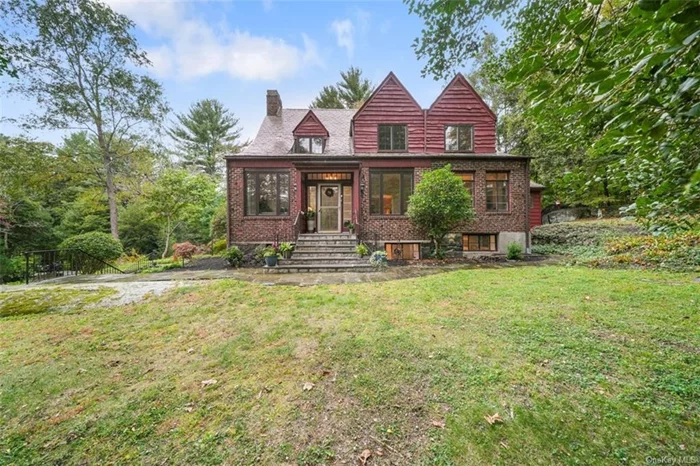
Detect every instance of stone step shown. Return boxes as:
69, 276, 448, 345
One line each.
292, 251, 360, 258
281, 257, 366, 265
263, 263, 376, 274
298, 234, 357, 241
295, 240, 358, 247
295, 244, 357, 251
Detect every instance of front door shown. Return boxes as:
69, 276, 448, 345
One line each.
317, 184, 341, 233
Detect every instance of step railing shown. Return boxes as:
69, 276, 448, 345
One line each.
22, 248, 125, 284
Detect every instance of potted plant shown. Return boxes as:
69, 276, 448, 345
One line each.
263, 246, 279, 267
306, 208, 316, 233
343, 220, 356, 234
279, 242, 294, 259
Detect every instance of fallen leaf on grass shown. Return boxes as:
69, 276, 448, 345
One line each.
201, 379, 217, 387
484, 413, 503, 425
358, 449, 372, 465
302, 382, 314, 391
431, 420, 445, 429
375, 449, 383, 456
500, 441, 509, 449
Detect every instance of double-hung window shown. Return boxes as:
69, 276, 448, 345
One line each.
378, 125, 407, 151
445, 125, 473, 152
485, 172, 509, 212
245, 170, 290, 216
370, 171, 413, 215
459, 172, 475, 205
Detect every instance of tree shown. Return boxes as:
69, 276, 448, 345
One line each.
1, 0, 169, 240
407, 0, 700, 230
311, 86, 344, 109
407, 165, 474, 258
168, 99, 244, 177
312, 66, 374, 109
145, 169, 217, 258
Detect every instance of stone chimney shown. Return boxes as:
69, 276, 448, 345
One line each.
266, 90, 282, 116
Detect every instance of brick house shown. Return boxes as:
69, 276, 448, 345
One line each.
226, 72, 540, 259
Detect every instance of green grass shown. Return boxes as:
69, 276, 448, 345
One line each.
1, 267, 698, 465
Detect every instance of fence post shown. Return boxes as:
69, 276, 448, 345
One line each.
24, 252, 29, 285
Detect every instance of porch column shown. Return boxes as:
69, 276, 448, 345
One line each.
295, 169, 303, 215
353, 168, 361, 229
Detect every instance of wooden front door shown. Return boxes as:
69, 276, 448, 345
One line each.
317, 184, 341, 233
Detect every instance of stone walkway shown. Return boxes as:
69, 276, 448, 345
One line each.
2, 256, 562, 290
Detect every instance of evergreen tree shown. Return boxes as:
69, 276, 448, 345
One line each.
168, 99, 244, 177
312, 67, 374, 109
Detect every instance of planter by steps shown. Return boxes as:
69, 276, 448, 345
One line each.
264, 255, 278, 267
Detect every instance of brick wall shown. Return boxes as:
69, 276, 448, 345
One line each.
358, 158, 529, 243
227, 162, 299, 244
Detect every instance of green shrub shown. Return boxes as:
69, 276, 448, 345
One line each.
212, 238, 227, 254
506, 242, 523, 260
355, 243, 370, 257
532, 220, 641, 248
369, 250, 388, 269
603, 232, 700, 271
59, 232, 123, 262
0, 254, 25, 283
222, 246, 244, 268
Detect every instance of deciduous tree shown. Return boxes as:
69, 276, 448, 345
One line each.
1, 0, 169, 240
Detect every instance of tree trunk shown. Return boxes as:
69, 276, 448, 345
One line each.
162, 216, 171, 259
97, 130, 119, 240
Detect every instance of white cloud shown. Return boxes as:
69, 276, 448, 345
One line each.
331, 19, 354, 58
104, 0, 321, 81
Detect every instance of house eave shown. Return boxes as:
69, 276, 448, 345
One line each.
226, 153, 531, 161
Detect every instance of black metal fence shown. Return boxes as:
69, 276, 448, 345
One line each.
22, 248, 124, 284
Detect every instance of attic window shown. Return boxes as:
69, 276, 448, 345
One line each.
296, 137, 325, 154
445, 125, 473, 152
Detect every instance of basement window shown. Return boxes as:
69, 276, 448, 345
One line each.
463, 234, 497, 252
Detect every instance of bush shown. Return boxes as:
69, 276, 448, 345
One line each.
506, 242, 523, 260
355, 243, 370, 257
59, 232, 123, 262
369, 250, 388, 269
0, 254, 25, 283
212, 238, 227, 254
603, 232, 700, 271
222, 246, 244, 268
532, 220, 640, 248
172, 242, 199, 260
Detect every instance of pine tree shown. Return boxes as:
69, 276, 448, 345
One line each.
168, 99, 244, 177
311, 67, 374, 109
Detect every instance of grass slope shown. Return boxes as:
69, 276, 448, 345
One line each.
1, 267, 698, 465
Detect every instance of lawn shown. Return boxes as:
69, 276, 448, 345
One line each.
1, 267, 698, 465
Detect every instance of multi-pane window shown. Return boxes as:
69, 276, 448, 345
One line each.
463, 234, 497, 252
445, 125, 473, 152
459, 172, 475, 205
370, 171, 413, 215
485, 172, 509, 212
378, 125, 407, 151
245, 171, 290, 216
296, 137, 325, 154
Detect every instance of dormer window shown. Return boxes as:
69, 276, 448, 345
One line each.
296, 137, 325, 154
445, 125, 474, 152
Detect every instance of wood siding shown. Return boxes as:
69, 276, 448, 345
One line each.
293, 111, 328, 136
353, 75, 425, 153
529, 190, 542, 227
426, 76, 496, 153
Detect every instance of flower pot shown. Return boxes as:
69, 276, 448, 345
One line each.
307, 219, 315, 233
264, 255, 278, 267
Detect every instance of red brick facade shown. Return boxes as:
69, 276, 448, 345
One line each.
226, 72, 533, 253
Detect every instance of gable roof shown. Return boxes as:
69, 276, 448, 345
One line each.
352, 72, 422, 121
239, 108, 355, 156
293, 110, 329, 137
428, 74, 497, 121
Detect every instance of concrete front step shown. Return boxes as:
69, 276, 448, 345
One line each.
295, 245, 357, 252
281, 257, 366, 265
298, 234, 357, 241
263, 263, 376, 274
293, 251, 360, 258
296, 240, 357, 246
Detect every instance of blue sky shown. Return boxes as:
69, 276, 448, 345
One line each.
0, 0, 507, 145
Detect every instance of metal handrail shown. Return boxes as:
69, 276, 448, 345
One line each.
22, 248, 125, 284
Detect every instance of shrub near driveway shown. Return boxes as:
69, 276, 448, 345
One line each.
0, 267, 697, 465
